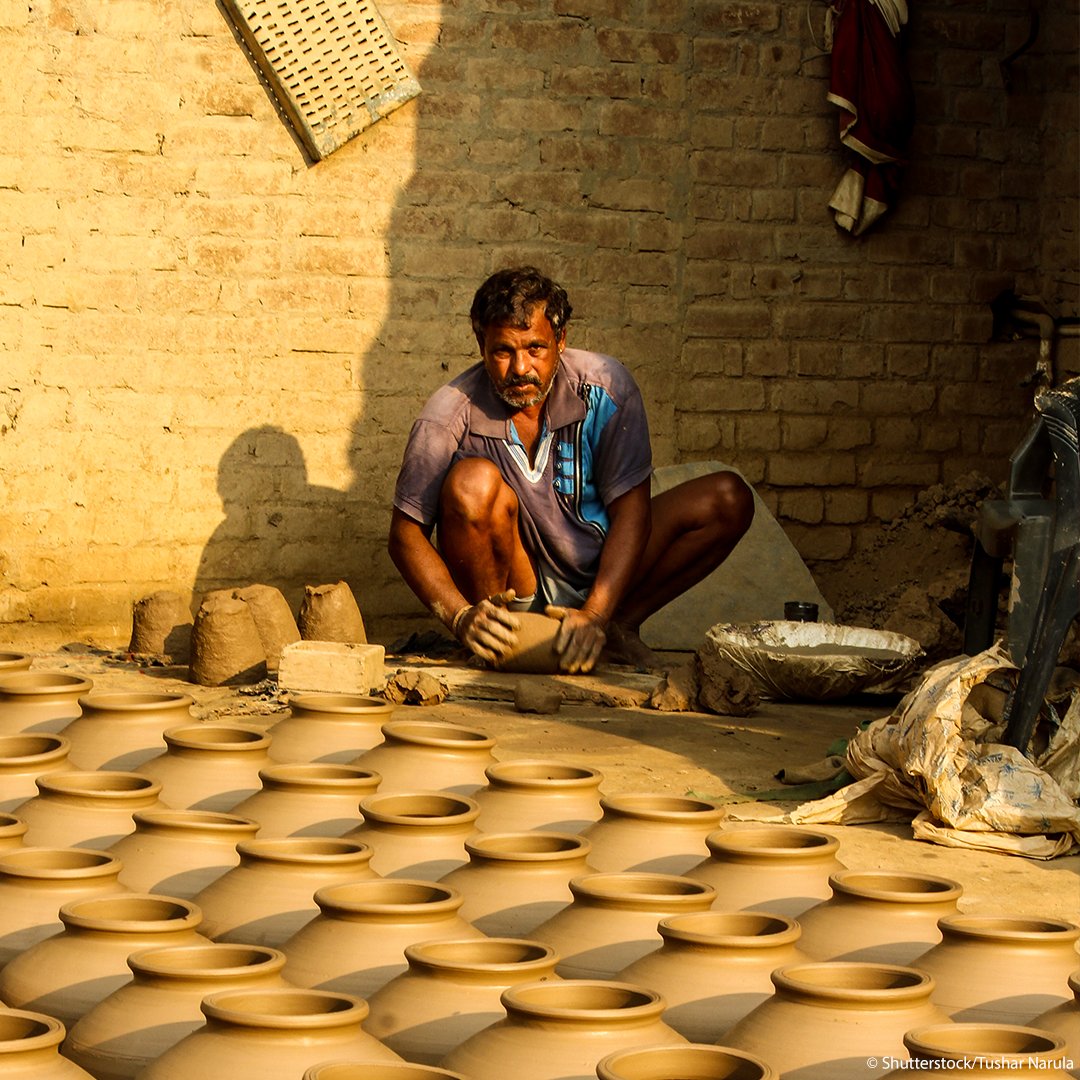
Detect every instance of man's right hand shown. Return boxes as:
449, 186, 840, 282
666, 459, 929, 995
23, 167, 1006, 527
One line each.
453, 590, 520, 663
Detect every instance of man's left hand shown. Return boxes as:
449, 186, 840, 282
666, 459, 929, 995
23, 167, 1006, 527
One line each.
544, 606, 607, 674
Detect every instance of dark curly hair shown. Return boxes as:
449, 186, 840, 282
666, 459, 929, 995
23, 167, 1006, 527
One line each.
469, 267, 573, 347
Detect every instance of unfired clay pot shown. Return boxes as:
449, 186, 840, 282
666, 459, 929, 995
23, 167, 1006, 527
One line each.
912, 915, 1080, 1023
230, 763, 379, 837
442, 980, 688, 1080
491, 612, 563, 674
596, 1044, 777, 1080
613, 910, 809, 1042
105, 809, 260, 898
0, 1007, 97, 1079
16, 772, 162, 849
364, 937, 560, 1063
64, 943, 291, 1080
0, 847, 128, 969
298, 581, 368, 643
0, 894, 208, 1029
472, 758, 605, 833
890, 1024, 1073, 1079
1030, 970, 1080, 1070
0, 734, 73, 812
188, 595, 268, 687
684, 823, 844, 915
347, 791, 480, 879
530, 871, 718, 980
136, 988, 401, 1079
796, 869, 963, 964
136, 723, 272, 811
0, 673, 94, 735
579, 793, 726, 874
281, 878, 484, 1001
437, 831, 597, 936
0, 652, 33, 673
352, 720, 496, 795
304, 1066, 467, 1080
268, 694, 394, 763
0, 812, 28, 851
62, 692, 194, 771
721, 962, 949, 1080
191, 836, 378, 947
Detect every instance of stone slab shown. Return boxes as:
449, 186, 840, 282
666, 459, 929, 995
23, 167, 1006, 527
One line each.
277, 640, 386, 695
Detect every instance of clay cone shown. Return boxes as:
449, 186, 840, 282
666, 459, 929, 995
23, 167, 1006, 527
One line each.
188, 596, 267, 687
128, 591, 193, 664
298, 581, 367, 643
234, 585, 300, 672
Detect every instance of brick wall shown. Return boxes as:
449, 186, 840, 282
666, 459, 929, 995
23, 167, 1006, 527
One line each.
0, 0, 1076, 647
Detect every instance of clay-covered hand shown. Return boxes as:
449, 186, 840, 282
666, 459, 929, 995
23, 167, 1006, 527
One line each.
454, 590, 520, 664
544, 606, 608, 674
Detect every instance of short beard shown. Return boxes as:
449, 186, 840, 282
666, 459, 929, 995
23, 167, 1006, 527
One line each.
493, 355, 559, 409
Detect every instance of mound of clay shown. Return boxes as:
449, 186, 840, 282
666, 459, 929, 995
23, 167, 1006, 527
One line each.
234, 584, 300, 672
128, 590, 193, 663
494, 612, 563, 674
298, 581, 367, 643
189, 595, 268, 687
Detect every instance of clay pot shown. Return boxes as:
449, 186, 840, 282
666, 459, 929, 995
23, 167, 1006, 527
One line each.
128, 590, 193, 663
684, 823, 844, 915
0, 812, 28, 851
234, 584, 300, 672
0, 673, 94, 735
492, 612, 563, 673
188, 595, 268, 687
0, 894, 208, 1029
912, 915, 1080, 1023
304, 1066, 467, 1080
597, 1044, 777, 1080
472, 759, 605, 833
136, 723, 272, 811
442, 980, 688, 1080
530, 872, 718, 980
890, 1024, 1073, 1078
230, 763, 379, 837
268, 694, 393, 763
438, 831, 597, 936
17, 772, 162, 849
62, 692, 194, 771
352, 720, 496, 795
613, 911, 809, 1042
0, 734, 73, 812
721, 962, 950, 1080
64, 943, 291, 1080
105, 809, 260, 898
0, 652, 33, 673
191, 836, 378, 947
1030, 970, 1080, 1069
0, 847, 127, 969
347, 792, 480, 879
796, 870, 963, 964
281, 878, 484, 1000
0, 1007, 97, 1079
299, 581, 368, 643
137, 988, 401, 1079
579, 794, 726, 874
365, 937, 561, 1064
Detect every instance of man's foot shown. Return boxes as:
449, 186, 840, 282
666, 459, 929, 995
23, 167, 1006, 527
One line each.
603, 623, 663, 671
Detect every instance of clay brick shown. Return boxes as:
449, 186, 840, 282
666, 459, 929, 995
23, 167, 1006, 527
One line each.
735, 413, 781, 450
769, 452, 856, 486
782, 523, 853, 561
824, 489, 868, 524
596, 28, 686, 64
278, 641, 386, 695
781, 416, 828, 451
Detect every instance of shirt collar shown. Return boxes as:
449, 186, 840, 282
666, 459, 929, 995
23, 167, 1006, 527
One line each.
468, 354, 587, 437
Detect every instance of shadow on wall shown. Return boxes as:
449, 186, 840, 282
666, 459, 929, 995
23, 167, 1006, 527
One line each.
193, 426, 359, 613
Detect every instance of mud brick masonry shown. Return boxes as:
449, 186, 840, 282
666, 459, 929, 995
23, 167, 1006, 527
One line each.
0, 0, 1076, 646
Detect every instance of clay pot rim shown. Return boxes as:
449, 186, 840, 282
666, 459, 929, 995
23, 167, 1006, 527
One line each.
826, 869, 963, 904
464, 830, 593, 861
128, 941, 287, 979
403, 937, 558, 974
0, 846, 121, 879
35, 770, 162, 800
0, 651, 32, 667
597, 792, 725, 822
0, 1008, 65, 1054
0, 671, 94, 696
288, 694, 395, 716
482, 759, 603, 787
703, 824, 840, 861
236, 837, 373, 864
1070, 970, 1080, 997
0, 814, 28, 840
131, 808, 261, 833
378, 719, 496, 750
657, 909, 802, 948
201, 987, 369, 1028
596, 1042, 777, 1080
313, 878, 462, 917
936, 914, 1080, 942
0, 732, 70, 762
255, 763, 382, 790
358, 791, 480, 825
501, 979, 666, 1021
569, 872, 717, 907
772, 961, 935, 1007
76, 691, 195, 712
903, 1022, 1067, 1061
304, 1063, 468, 1080
161, 723, 272, 751
59, 892, 203, 932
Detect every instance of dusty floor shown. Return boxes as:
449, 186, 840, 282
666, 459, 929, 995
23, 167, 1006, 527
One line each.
10, 642, 1077, 923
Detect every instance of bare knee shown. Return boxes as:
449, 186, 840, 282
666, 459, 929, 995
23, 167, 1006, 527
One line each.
704, 470, 755, 542
441, 458, 516, 524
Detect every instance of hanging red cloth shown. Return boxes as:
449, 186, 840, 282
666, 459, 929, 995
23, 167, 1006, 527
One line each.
826, 0, 915, 235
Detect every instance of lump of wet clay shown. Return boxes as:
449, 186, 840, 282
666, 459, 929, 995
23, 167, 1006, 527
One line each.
128, 590, 193, 664
189, 594, 268, 687
514, 679, 563, 714
494, 612, 563, 675
298, 580, 367, 643
234, 584, 300, 672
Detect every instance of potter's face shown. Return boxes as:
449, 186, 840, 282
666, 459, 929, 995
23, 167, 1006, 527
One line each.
481, 304, 564, 411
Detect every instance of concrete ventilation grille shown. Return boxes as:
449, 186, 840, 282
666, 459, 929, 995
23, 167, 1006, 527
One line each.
222, 0, 421, 160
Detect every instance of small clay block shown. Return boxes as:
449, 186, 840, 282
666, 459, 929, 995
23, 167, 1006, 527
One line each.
494, 612, 563, 674
278, 640, 386, 695
234, 584, 301, 672
189, 595, 268, 687
298, 581, 367, 644
128, 590, 193, 663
